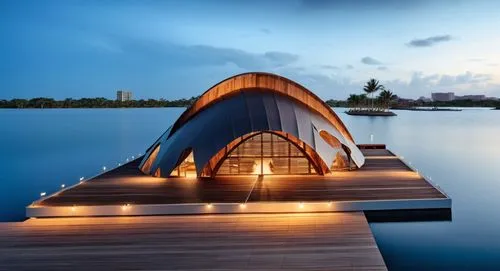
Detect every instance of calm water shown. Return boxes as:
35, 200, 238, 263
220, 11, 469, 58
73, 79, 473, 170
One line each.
1, 108, 499, 270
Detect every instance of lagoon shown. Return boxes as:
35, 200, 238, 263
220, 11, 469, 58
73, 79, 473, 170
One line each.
1, 108, 499, 270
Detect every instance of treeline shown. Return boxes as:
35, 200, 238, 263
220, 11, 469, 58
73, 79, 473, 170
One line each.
0, 97, 200, 109
325, 99, 348, 107
419, 99, 500, 108
1, 96, 499, 109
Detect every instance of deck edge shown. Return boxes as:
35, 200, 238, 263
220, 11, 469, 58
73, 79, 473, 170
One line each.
26, 198, 451, 218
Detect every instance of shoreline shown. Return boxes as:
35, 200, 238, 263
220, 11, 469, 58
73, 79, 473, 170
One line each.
345, 110, 397, 116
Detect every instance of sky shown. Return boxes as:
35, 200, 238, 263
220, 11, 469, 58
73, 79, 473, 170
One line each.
1, 0, 500, 100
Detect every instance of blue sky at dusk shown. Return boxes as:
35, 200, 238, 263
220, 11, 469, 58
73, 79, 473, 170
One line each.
1, 0, 499, 100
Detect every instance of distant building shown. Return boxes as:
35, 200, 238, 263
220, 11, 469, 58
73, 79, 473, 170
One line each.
117, 90, 132, 102
431, 92, 455, 102
417, 96, 432, 103
454, 95, 486, 101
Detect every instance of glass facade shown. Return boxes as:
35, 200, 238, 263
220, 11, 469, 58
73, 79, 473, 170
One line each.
217, 132, 316, 175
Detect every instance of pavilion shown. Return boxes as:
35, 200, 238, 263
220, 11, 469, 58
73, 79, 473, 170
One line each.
139, 72, 365, 178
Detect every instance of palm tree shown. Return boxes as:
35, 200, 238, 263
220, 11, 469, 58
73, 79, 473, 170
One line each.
347, 94, 359, 109
359, 94, 368, 110
363, 79, 384, 110
378, 89, 396, 109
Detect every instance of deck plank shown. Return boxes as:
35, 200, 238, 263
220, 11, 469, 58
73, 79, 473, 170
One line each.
37, 149, 445, 207
0, 213, 386, 270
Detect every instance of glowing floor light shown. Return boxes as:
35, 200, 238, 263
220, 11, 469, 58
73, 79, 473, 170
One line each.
102, 166, 107, 171
61, 184, 65, 188
40, 192, 46, 197
79, 177, 85, 181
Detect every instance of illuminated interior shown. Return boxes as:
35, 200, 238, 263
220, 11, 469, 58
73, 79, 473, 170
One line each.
216, 132, 317, 175
170, 150, 197, 177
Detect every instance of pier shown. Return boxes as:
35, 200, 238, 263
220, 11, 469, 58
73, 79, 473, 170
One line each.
0, 212, 386, 270
27, 148, 450, 218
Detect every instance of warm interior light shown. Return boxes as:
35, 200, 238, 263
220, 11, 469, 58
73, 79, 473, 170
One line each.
240, 203, 246, 209
252, 158, 273, 175
71, 206, 76, 212
206, 203, 213, 209
299, 202, 304, 208
122, 204, 130, 211
328, 201, 332, 206
185, 171, 197, 178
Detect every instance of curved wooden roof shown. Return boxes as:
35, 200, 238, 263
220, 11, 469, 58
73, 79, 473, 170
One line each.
168, 72, 355, 143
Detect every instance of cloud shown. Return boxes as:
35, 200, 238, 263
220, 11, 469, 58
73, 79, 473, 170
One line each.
382, 71, 495, 99
300, 0, 424, 11
260, 28, 271, 34
105, 38, 300, 70
377, 66, 388, 71
320, 65, 340, 70
407, 35, 453, 47
468, 58, 484, 62
361, 57, 382, 65
438, 71, 491, 86
263, 51, 299, 67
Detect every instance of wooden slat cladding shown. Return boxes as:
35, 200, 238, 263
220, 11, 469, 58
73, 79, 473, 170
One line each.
0, 213, 387, 270
169, 73, 355, 142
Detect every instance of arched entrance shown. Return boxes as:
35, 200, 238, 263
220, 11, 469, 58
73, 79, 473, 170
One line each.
206, 131, 324, 177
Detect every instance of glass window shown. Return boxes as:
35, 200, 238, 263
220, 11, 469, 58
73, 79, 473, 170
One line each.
170, 150, 197, 177
216, 132, 316, 175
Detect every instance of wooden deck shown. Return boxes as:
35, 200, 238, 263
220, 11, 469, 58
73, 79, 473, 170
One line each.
0, 212, 386, 270
36, 149, 446, 207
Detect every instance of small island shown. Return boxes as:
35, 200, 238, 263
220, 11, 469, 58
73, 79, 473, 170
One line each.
345, 79, 397, 116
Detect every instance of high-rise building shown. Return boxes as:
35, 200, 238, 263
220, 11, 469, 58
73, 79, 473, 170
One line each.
431, 92, 455, 102
116, 90, 132, 101
454, 95, 486, 101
